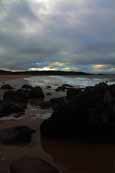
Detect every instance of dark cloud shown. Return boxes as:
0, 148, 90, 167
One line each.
0, 0, 115, 72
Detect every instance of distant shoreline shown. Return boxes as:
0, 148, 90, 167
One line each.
0, 70, 93, 76
0, 70, 115, 76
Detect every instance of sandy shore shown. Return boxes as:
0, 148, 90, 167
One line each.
0, 118, 60, 172
42, 139, 115, 173
0, 74, 31, 81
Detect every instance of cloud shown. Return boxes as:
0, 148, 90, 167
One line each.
0, 0, 115, 72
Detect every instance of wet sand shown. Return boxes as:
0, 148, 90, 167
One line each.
0, 74, 31, 81
0, 75, 60, 172
42, 139, 115, 173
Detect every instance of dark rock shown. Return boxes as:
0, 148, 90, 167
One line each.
55, 87, 63, 92
41, 83, 115, 141
110, 84, 115, 97
1, 84, 14, 90
50, 97, 66, 111
62, 84, 73, 88
0, 101, 26, 117
66, 88, 82, 100
3, 90, 16, 101
29, 99, 43, 106
10, 159, 59, 173
46, 92, 51, 96
0, 126, 36, 145
16, 89, 30, 101
29, 86, 44, 99
56, 84, 72, 92
21, 84, 33, 90
3, 86, 44, 104
13, 112, 25, 118
55, 84, 73, 92
39, 101, 51, 109
46, 85, 51, 89
3, 89, 29, 103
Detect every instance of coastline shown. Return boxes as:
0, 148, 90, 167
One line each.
0, 75, 61, 172
0, 74, 32, 81
0, 75, 115, 172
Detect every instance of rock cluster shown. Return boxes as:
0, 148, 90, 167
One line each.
41, 83, 115, 142
0, 84, 45, 117
0, 126, 35, 145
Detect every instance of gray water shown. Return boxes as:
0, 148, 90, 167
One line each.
26, 75, 115, 88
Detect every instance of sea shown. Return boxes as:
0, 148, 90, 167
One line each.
25, 75, 115, 88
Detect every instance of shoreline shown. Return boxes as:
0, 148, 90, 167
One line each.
0, 74, 32, 81
0, 75, 115, 172
0, 75, 55, 168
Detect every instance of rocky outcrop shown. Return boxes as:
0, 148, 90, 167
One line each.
3, 90, 29, 103
39, 101, 51, 109
0, 101, 26, 117
1, 84, 14, 90
41, 83, 115, 141
21, 84, 33, 90
55, 84, 73, 92
0, 85, 45, 117
29, 86, 45, 99
0, 126, 36, 144
66, 88, 82, 100
3, 86, 44, 101
46, 85, 52, 89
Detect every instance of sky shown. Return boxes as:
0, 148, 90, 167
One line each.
0, 0, 115, 73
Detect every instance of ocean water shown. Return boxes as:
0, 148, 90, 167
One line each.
26, 75, 115, 88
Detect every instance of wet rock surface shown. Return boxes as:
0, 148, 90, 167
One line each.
1, 82, 115, 143
29, 86, 45, 99
55, 84, 73, 92
1, 84, 14, 90
0, 126, 36, 145
0, 101, 26, 117
41, 82, 115, 142
0, 85, 45, 117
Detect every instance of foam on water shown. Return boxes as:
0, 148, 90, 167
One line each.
26, 75, 115, 88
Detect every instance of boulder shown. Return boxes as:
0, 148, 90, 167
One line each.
46, 85, 51, 89
3, 89, 29, 103
50, 97, 66, 111
55, 84, 73, 92
46, 92, 51, 96
29, 87, 44, 99
0, 101, 26, 117
21, 84, 33, 90
1, 84, 14, 90
0, 126, 36, 145
66, 88, 82, 100
39, 101, 51, 109
41, 83, 115, 141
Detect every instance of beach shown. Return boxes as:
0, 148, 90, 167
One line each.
0, 74, 115, 172
0, 75, 61, 172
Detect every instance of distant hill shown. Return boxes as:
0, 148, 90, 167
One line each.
0, 70, 93, 76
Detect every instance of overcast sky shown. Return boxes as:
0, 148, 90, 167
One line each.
0, 0, 115, 73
